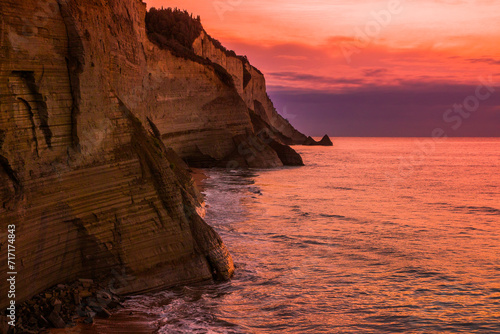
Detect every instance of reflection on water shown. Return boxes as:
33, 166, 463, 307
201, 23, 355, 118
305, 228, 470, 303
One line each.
127, 138, 500, 333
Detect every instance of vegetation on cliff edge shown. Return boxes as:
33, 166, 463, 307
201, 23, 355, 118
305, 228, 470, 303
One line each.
145, 7, 262, 87
145, 7, 235, 87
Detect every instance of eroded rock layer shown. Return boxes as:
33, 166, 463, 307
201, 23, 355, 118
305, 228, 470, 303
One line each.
193, 31, 308, 145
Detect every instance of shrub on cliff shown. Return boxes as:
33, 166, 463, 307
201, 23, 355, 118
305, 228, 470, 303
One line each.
146, 7, 202, 51
145, 7, 235, 88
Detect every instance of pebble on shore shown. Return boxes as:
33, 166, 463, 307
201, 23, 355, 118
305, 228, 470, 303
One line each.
0, 279, 123, 333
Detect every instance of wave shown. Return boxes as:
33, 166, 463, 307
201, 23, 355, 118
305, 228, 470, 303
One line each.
454, 205, 500, 215
426, 202, 500, 215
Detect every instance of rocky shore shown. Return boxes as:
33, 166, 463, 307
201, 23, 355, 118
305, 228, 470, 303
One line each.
1, 279, 123, 333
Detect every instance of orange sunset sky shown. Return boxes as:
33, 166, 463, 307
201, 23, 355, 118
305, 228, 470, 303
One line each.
145, 0, 500, 136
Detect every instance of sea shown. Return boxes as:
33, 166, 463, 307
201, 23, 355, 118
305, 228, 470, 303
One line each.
118, 138, 500, 333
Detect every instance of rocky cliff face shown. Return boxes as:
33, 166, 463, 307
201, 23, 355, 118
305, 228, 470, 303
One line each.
193, 31, 307, 145
0, 0, 308, 309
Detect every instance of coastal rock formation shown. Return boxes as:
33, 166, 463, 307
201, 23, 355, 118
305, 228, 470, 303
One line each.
303, 135, 334, 146
318, 135, 334, 146
269, 141, 304, 166
0, 0, 317, 312
0, 0, 315, 310
192, 31, 308, 146
11, 279, 123, 332
248, 110, 304, 166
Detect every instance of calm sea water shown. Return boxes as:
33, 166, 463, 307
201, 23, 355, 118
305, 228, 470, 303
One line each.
124, 138, 500, 333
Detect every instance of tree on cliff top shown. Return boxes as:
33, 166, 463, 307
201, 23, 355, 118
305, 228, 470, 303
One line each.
145, 7, 249, 63
145, 7, 235, 88
146, 7, 202, 52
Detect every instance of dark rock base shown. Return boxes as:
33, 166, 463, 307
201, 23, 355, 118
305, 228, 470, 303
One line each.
2, 279, 123, 333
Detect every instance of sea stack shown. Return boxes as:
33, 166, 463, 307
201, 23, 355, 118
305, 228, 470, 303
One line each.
318, 135, 334, 146
303, 135, 333, 146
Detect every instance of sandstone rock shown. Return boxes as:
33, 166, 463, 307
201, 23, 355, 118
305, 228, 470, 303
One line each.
248, 110, 303, 166
76, 307, 86, 318
269, 140, 304, 166
78, 279, 93, 288
39, 315, 50, 328
106, 300, 123, 309
79, 290, 92, 298
52, 299, 63, 313
224, 134, 283, 169
96, 307, 112, 319
96, 290, 112, 301
248, 109, 296, 145
48, 311, 66, 328
73, 291, 81, 305
193, 32, 307, 145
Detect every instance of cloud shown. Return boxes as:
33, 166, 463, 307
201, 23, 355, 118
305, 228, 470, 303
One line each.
269, 72, 366, 86
325, 36, 360, 44
275, 55, 308, 61
467, 58, 500, 65
363, 68, 389, 77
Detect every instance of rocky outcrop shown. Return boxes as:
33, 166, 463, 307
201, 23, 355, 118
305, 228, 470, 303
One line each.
303, 135, 334, 146
318, 135, 334, 146
269, 141, 304, 166
193, 31, 308, 145
12, 279, 123, 332
248, 110, 303, 166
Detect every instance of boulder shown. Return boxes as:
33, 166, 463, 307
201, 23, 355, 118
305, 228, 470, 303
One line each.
269, 140, 304, 166
96, 307, 112, 319
48, 311, 66, 329
78, 279, 93, 288
52, 299, 63, 313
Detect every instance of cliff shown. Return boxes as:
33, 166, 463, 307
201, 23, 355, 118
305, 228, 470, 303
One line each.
0, 0, 312, 312
192, 31, 308, 145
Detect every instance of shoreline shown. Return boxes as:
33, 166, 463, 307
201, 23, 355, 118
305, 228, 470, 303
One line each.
48, 308, 157, 334
190, 167, 208, 193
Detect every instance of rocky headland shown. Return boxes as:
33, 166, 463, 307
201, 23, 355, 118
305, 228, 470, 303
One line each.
0, 0, 330, 331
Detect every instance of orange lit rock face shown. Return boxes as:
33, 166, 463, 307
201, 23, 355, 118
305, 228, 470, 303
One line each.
0, 0, 318, 308
192, 31, 307, 144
